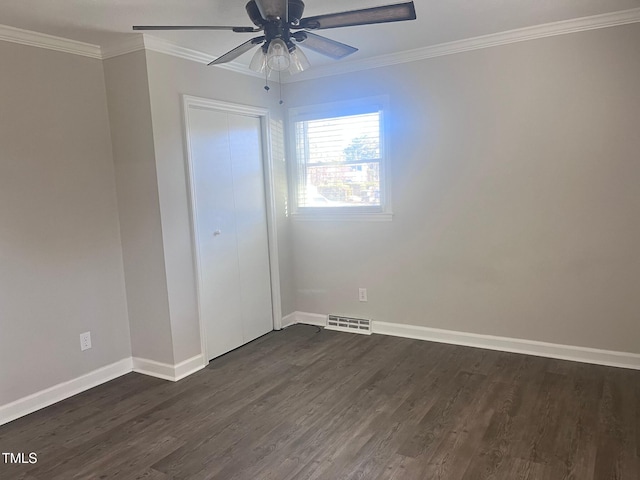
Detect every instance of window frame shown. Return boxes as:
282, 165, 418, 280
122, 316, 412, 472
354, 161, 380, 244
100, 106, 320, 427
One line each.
287, 96, 392, 222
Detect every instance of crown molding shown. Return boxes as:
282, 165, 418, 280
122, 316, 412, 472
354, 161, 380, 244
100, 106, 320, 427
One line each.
101, 34, 263, 78
2, 6, 639, 78
0, 23, 101, 59
142, 34, 211, 64
141, 34, 264, 78
101, 6, 640, 81
100, 35, 145, 59
284, 6, 640, 83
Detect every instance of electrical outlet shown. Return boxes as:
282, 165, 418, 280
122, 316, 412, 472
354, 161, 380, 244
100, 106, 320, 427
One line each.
359, 288, 368, 302
80, 332, 91, 351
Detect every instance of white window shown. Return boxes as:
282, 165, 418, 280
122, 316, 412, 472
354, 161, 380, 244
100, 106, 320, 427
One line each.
288, 97, 391, 221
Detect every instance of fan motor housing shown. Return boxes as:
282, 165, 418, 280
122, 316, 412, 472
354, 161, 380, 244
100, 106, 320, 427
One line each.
245, 0, 305, 26
288, 0, 305, 24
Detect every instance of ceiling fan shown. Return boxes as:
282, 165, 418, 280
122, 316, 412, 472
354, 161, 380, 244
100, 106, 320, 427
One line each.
133, 0, 416, 75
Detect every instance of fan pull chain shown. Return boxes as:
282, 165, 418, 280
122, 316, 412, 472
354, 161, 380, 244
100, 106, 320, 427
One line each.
278, 71, 283, 105
264, 67, 270, 91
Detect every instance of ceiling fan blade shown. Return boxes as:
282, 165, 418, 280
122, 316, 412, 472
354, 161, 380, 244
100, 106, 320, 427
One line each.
208, 37, 265, 65
294, 32, 357, 60
254, 0, 288, 20
299, 1, 416, 30
133, 26, 258, 32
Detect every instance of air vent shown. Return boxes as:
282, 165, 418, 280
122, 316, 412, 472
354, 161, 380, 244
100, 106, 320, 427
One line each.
326, 315, 372, 335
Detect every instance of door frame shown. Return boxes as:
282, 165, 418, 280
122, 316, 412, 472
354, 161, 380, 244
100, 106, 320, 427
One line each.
182, 95, 283, 366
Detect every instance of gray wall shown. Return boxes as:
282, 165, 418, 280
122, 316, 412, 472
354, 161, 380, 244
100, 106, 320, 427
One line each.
144, 51, 295, 363
103, 50, 175, 364
3, 20, 637, 410
284, 24, 640, 353
0, 42, 131, 404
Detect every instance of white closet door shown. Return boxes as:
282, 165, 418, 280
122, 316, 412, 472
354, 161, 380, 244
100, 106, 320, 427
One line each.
188, 106, 273, 361
227, 114, 274, 344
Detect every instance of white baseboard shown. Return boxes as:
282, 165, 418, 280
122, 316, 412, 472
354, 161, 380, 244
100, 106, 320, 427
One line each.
0, 357, 133, 426
132, 357, 174, 381
174, 354, 206, 381
132, 354, 205, 382
292, 311, 327, 327
1, 353, 206, 426
288, 312, 640, 370
373, 321, 640, 370
281, 312, 298, 328
7, 316, 636, 427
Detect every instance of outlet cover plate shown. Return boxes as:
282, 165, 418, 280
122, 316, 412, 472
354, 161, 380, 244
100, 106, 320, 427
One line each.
359, 288, 368, 302
80, 332, 91, 351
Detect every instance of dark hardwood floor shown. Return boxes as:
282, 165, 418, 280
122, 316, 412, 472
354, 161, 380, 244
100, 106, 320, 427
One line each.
1, 324, 639, 479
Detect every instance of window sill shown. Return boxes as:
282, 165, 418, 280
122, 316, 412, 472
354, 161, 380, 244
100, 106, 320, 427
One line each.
291, 212, 393, 222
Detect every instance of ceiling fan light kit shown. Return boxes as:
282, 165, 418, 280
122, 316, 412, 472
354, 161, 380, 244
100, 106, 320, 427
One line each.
266, 38, 290, 70
133, 0, 416, 84
249, 47, 267, 73
288, 47, 310, 74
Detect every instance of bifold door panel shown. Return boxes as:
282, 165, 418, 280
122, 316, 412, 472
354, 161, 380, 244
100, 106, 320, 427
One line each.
187, 107, 273, 361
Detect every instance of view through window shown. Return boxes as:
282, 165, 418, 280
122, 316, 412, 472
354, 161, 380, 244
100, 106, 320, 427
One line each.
294, 110, 382, 209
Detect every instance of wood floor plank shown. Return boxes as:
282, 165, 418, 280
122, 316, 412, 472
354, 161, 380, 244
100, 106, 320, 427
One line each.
397, 370, 488, 459
2, 325, 640, 480
593, 369, 638, 479
123, 468, 169, 480
460, 378, 530, 480
374, 454, 416, 480
550, 372, 601, 479
522, 371, 571, 464
238, 347, 416, 480
507, 457, 548, 479
420, 381, 512, 480
283, 343, 468, 480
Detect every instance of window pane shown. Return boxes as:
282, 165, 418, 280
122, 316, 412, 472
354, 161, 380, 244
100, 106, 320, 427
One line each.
299, 162, 381, 207
295, 111, 382, 209
296, 112, 380, 164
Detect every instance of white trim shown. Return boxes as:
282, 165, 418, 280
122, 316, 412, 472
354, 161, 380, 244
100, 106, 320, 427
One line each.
102, 34, 263, 77
143, 35, 264, 77
174, 354, 207, 380
281, 312, 298, 328
2, 7, 640, 75
0, 354, 206, 425
101, 35, 146, 59
132, 357, 175, 381
291, 212, 393, 222
287, 312, 640, 370
128, 7, 640, 79
373, 321, 640, 370
182, 96, 210, 368
262, 115, 284, 330
132, 354, 205, 381
0, 358, 132, 426
0, 23, 101, 59
284, 7, 640, 82
183, 95, 270, 117
293, 311, 328, 327
143, 35, 211, 64
182, 95, 281, 361
288, 96, 392, 220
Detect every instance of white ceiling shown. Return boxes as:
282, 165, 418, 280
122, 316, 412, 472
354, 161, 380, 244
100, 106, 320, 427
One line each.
1, 0, 639, 67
